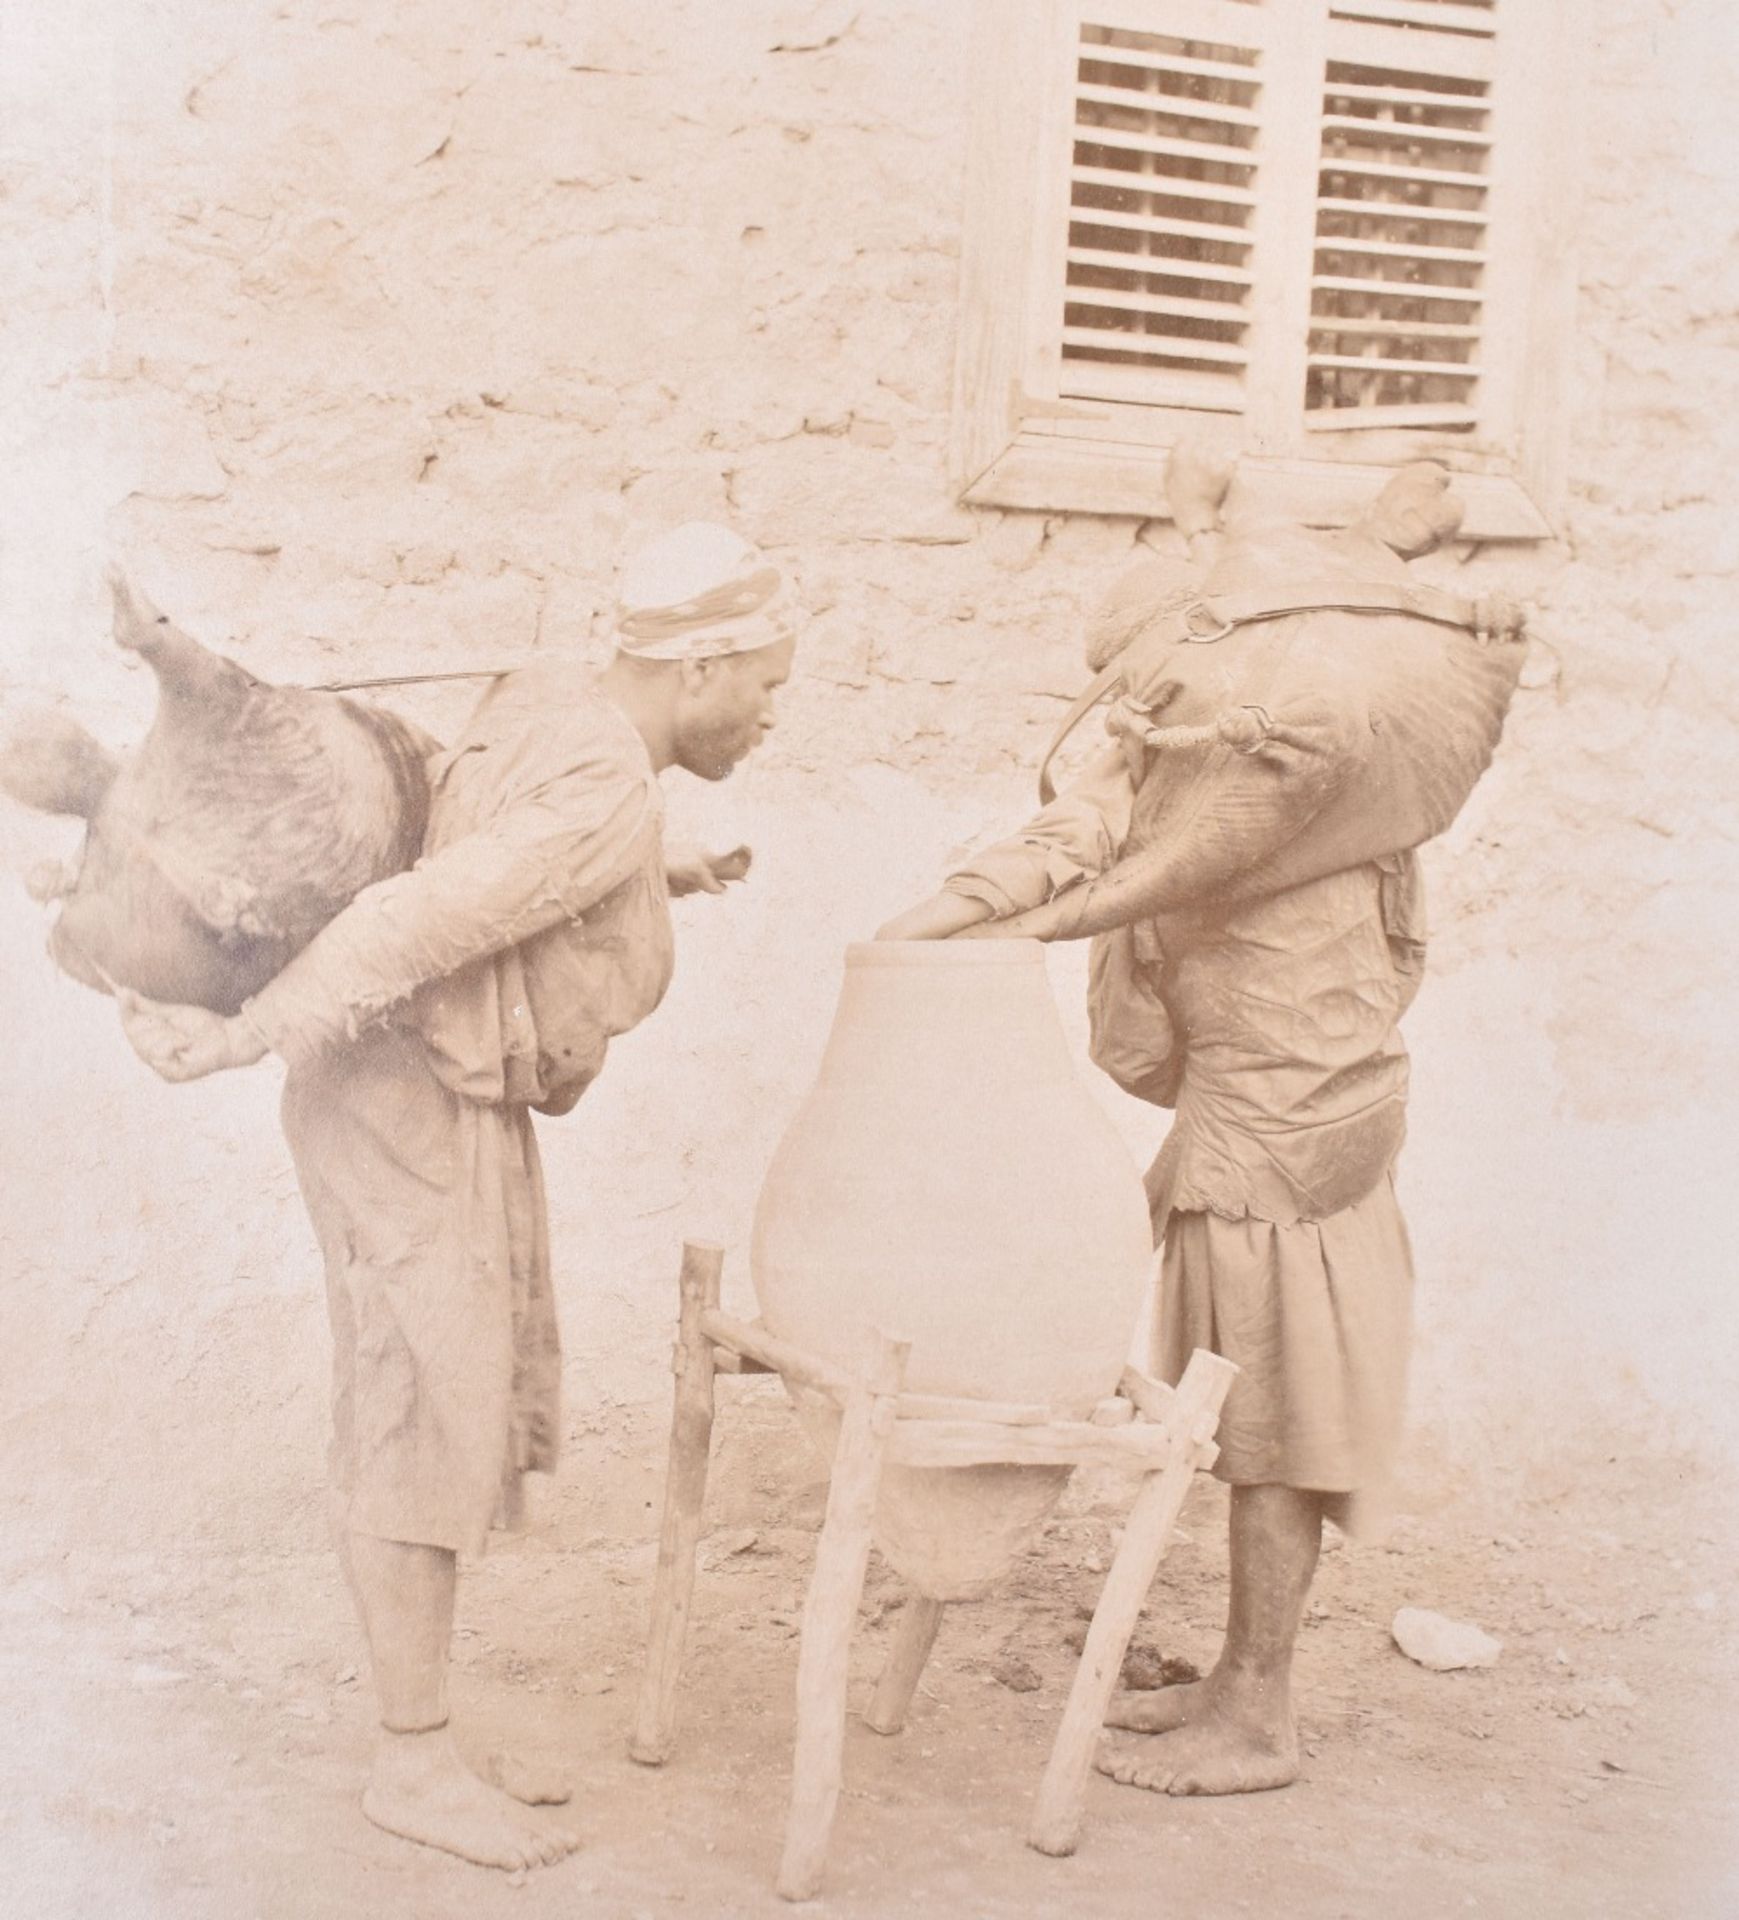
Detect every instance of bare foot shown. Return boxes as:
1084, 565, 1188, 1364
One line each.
1104, 1678, 1211, 1735
486, 1749, 573, 1806
1096, 1710, 1300, 1797
362, 1727, 581, 1870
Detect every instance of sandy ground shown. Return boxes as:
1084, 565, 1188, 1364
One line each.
5, 1429, 1735, 1920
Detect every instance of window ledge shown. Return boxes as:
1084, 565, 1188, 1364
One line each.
963, 435, 1554, 542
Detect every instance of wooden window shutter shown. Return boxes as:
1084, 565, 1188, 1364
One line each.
1056, 10, 1267, 419
951, 0, 1580, 539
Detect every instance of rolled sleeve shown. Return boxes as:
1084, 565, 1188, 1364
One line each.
945, 748, 1135, 919
247, 771, 660, 1067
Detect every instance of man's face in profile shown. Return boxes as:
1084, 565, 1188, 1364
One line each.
674, 635, 796, 781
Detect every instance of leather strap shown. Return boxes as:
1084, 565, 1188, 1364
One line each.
1186, 579, 1479, 640
1035, 658, 1130, 806
1037, 580, 1481, 803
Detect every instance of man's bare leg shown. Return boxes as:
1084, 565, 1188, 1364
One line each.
1097, 1484, 1325, 1795
330, 1506, 571, 1811
336, 1522, 580, 1869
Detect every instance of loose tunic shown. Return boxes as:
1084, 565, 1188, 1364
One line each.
946, 747, 1424, 1530
249, 664, 673, 1554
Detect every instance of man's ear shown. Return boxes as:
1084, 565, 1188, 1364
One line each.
676, 656, 719, 696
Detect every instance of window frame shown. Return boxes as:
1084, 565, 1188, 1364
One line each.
948, 0, 1583, 539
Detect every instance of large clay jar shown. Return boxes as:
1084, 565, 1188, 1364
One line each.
750, 940, 1153, 1600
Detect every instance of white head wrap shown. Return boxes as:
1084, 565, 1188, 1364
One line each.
613, 522, 794, 661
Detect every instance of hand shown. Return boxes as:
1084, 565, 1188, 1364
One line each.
665, 842, 753, 897
874, 892, 995, 941
117, 990, 270, 1082
953, 914, 1043, 941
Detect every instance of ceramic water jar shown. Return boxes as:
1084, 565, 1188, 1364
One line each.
750, 939, 1153, 1599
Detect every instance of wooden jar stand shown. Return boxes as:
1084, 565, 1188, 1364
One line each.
629, 1241, 1237, 1903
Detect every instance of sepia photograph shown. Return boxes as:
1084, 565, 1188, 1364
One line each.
0, 1, 1733, 1914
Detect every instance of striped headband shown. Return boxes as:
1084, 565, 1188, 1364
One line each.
614, 524, 794, 662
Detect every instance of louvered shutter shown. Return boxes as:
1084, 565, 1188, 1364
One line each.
1057, 7, 1266, 416
952, 0, 1574, 537
1307, 3, 1499, 432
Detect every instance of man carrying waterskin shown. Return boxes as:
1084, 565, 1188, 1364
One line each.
882, 452, 1523, 1799
119, 523, 795, 1871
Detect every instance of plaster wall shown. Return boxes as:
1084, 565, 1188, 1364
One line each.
2, 0, 1735, 1555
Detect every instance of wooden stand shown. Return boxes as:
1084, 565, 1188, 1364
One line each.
630, 1239, 1237, 1903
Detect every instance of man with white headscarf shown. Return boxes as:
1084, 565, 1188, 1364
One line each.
118, 523, 796, 1873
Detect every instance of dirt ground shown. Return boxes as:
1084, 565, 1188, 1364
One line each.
5, 1426, 1735, 1920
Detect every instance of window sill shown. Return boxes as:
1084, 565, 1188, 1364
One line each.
961, 435, 1553, 542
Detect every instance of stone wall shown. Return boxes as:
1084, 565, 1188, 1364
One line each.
2, 0, 1735, 1555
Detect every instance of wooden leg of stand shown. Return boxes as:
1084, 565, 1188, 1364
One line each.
629, 1241, 725, 1766
776, 1329, 910, 1903
1027, 1349, 1238, 1858
863, 1593, 945, 1736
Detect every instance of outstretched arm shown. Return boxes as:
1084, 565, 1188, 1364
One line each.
876, 891, 995, 941
245, 768, 659, 1066
877, 748, 1135, 941
118, 756, 661, 1082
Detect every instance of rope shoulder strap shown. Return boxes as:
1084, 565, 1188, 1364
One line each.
1037, 579, 1482, 804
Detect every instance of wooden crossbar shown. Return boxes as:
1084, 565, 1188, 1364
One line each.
632, 1244, 1239, 1901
